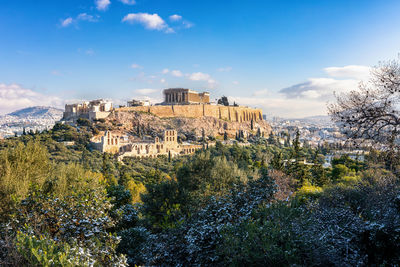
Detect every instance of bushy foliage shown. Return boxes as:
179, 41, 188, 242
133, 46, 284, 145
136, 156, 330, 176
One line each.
1, 123, 400, 266
141, 169, 276, 265
12, 188, 127, 266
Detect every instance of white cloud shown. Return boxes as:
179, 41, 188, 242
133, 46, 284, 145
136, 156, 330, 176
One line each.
242, 64, 372, 118
60, 13, 99, 28
0, 83, 63, 115
217, 66, 232, 72
160, 78, 166, 84
182, 21, 194, 29
232, 81, 239, 85
119, 0, 135, 5
324, 65, 370, 80
279, 77, 359, 100
77, 13, 99, 22
135, 88, 159, 95
188, 72, 211, 81
171, 70, 183, 77
230, 95, 329, 118
161, 68, 169, 74
122, 13, 173, 33
61, 17, 73, 27
96, 0, 111, 10
131, 63, 142, 69
169, 14, 182, 21
188, 72, 216, 88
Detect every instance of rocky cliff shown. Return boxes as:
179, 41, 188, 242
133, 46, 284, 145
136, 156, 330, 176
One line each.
116, 104, 263, 122
104, 108, 271, 139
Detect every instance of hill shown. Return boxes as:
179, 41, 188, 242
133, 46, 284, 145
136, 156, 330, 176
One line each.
0, 106, 63, 137
102, 108, 272, 140
8, 106, 63, 119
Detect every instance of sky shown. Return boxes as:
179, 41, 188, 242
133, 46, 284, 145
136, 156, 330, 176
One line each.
1, 0, 400, 118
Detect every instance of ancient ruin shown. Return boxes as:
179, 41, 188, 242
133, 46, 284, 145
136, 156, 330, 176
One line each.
117, 88, 263, 122
91, 130, 203, 159
162, 88, 210, 105
63, 99, 112, 121
62, 88, 263, 123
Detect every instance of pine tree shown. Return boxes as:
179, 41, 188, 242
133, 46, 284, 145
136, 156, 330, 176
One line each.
271, 152, 284, 171
224, 131, 228, 141
257, 128, 261, 137
268, 132, 276, 145
292, 129, 301, 160
251, 119, 254, 130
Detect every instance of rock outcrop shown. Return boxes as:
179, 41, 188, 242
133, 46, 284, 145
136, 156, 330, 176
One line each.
116, 104, 262, 122
104, 109, 271, 139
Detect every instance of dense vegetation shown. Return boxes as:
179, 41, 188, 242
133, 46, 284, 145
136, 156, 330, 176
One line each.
0, 120, 399, 266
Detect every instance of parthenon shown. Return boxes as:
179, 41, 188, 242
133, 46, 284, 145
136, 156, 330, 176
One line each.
163, 88, 210, 105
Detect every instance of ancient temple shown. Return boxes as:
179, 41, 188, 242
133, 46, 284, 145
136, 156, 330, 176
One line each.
163, 88, 210, 105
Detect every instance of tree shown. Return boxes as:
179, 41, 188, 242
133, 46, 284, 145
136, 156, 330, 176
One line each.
218, 96, 229, 106
270, 152, 284, 171
224, 131, 228, 141
329, 59, 400, 151
292, 129, 301, 160
268, 132, 277, 145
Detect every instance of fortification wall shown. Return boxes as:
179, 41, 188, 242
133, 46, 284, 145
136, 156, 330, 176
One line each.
116, 104, 263, 122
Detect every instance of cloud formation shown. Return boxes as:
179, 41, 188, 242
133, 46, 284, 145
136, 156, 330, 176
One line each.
61, 17, 73, 27
231, 65, 371, 118
169, 14, 182, 21
171, 70, 183, 77
230, 95, 329, 118
122, 13, 173, 33
188, 72, 216, 87
279, 65, 370, 101
95, 0, 111, 10
60, 13, 99, 27
0, 83, 63, 115
324, 65, 370, 80
280, 77, 359, 100
122, 13, 193, 33
77, 13, 99, 22
119, 0, 135, 5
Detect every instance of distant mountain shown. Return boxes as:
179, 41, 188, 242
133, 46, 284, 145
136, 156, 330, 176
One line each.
7, 106, 63, 120
0, 106, 63, 137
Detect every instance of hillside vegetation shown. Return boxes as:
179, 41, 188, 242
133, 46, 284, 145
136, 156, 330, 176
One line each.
0, 118, 399, 266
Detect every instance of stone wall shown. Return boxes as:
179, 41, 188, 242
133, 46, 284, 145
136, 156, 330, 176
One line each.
116, 104, 263, 122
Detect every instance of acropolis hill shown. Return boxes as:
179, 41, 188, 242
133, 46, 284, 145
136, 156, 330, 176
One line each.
117, 88, 263, 122
63, 88, 271, 143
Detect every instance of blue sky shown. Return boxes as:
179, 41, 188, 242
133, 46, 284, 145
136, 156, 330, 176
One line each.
1, 0, 400, 117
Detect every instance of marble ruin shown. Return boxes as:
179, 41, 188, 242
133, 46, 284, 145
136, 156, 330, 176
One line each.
162, 88, 210, 105
63, 99, 112, 121
91, 130, 203, 159
64, 88, 265, 157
